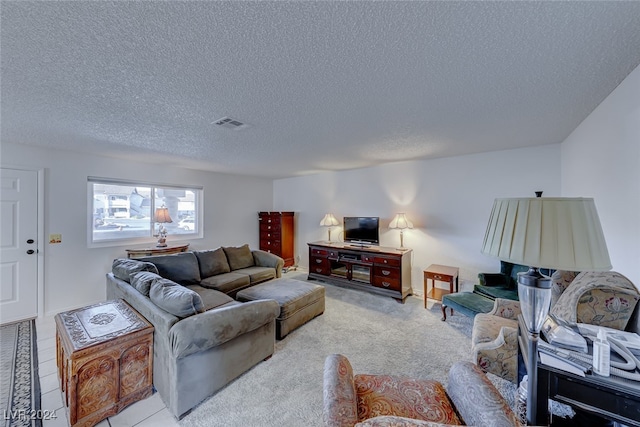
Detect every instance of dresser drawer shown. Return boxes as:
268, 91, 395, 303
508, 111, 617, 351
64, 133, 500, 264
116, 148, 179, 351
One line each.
362, 254, 375, 263
373, 256, 401, 267
260, 222, 281, 232
372, 275, 401, 291
260, 230, 281, 241
374, 266, 400, 280
310, 257, 330, 275
310, 248, 328, 257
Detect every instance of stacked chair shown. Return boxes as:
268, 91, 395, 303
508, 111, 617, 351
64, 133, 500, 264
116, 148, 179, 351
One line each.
471, 270, 640, 383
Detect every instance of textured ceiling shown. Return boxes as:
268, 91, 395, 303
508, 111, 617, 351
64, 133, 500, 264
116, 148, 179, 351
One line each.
2, 1, 640, 178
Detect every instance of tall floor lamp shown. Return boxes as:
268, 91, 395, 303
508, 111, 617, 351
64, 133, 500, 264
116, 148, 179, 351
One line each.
480, 196, 611, 425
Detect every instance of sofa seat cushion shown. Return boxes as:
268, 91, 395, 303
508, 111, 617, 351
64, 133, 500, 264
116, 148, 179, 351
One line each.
149, 277, 204, 318
112, 258, 158, 283
194, 248, 231, 277
186, 285, 239, 311
223, 244, 255, 270
200, 272, 251, 294
353, 375, 462, 425
137, 252, 201, 286
474, 285, 518, 301
442, 292, 495, 318
233, 266, 276, 284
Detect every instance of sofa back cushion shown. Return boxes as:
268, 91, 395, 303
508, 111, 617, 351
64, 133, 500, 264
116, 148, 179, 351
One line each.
149, 277, 204, 318
130, 271, 162, 296
194, 248, 231, 277
137, 252, 201, 285
112, 258, 158, 283
223, 244, 255, 270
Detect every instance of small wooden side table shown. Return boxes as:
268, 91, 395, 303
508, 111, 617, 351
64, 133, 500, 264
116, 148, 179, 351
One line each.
423, 264, 459, 308
55, 300, 153, 427
126, 243, 189, 258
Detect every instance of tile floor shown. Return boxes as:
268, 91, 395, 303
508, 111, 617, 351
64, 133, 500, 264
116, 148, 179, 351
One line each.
35, 315, 179, 427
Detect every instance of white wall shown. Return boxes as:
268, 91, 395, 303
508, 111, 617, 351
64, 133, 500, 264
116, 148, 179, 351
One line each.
561, 64, 640, 285
274, 144, 561, 294
1, 142, 273, 315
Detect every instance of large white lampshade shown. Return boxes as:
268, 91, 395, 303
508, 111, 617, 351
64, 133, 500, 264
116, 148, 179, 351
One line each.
481, 197, 611, 271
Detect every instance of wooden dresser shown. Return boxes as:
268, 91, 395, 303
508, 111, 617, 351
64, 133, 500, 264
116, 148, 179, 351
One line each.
258, 211, 295, 267
307, 241, 412, 302
55, 300, 153, 427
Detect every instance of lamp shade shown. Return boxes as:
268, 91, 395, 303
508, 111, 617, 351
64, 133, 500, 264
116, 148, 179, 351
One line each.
481, 197, 611, 271
319, 213, 340, 227
154, 207, 173, 224
389, 213, 413, 230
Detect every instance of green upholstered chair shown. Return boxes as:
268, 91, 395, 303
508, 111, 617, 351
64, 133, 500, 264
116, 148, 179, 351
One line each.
441, 261, 527, 321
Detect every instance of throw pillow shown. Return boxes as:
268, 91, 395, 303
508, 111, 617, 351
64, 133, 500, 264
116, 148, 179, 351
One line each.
130, 271, 162, 296
194, 248, 231, 277
222, 244, 255, 270
149, 277, 204, 318
136, 252, 201, 285
112, 258, 158, 283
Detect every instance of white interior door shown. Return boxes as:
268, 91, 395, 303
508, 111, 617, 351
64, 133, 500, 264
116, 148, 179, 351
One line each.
1, 168, 38, 324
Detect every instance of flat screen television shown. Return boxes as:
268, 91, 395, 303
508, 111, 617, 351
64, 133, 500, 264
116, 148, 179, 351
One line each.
343, 217, 379, 246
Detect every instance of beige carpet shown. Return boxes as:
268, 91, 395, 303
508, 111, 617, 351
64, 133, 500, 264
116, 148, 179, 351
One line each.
179, 272, 514, 427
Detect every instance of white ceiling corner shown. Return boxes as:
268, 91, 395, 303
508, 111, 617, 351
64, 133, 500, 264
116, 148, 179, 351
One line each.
2, 1, 640, 178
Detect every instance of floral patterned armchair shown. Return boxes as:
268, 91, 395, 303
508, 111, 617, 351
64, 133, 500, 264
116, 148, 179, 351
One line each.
549, 271, 639, 330
323, 354, 521, 427
471, 270, 639, 383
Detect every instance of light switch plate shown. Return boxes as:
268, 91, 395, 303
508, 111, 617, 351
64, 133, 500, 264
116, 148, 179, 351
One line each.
49, 234, 62, 244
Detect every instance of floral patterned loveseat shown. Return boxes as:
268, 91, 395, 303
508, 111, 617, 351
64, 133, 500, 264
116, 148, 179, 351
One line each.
323, 354, 521, 427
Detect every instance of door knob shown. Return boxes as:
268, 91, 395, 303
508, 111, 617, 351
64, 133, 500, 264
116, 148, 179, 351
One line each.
27, 239, 34, 244
27, 249, 35, 254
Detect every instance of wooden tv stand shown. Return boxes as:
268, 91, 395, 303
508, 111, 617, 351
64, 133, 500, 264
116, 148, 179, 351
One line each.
307, 242, 412, 302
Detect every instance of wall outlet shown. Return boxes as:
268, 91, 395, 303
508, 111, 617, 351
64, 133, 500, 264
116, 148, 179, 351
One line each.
49, 234, 62, 244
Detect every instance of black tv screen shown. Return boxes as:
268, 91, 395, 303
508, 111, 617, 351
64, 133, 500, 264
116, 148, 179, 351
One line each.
343, 217, 379, 245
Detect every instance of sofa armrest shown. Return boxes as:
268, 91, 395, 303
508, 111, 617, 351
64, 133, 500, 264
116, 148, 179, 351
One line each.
168, 299, 280, 359
488, 298, 521, 320
323, 354, 358, 427
478, 273, 509, 287
253, 250, 284, 278
446, 362, 521, 427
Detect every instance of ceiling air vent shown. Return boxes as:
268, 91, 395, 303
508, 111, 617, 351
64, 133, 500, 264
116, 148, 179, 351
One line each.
213, 116, 247, 130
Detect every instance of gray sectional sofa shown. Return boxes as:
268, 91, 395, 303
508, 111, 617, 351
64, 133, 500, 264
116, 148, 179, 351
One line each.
105, 245, 284, 419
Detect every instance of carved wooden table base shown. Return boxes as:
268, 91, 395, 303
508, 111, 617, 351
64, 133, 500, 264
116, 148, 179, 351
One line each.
55, 300, 153, 427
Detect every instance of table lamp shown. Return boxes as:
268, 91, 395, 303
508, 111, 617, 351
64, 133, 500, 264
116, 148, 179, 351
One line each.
320, 213, 340, 242
154, 206, 173, 247
481, 195, 611, 425
389, 213, 413, 250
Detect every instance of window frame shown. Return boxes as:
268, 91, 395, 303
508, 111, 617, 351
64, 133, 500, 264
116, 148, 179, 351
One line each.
87, 177, 203, 248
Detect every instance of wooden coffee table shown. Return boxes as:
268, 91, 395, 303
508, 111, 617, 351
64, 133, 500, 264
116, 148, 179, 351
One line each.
55, 299, 153, 427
